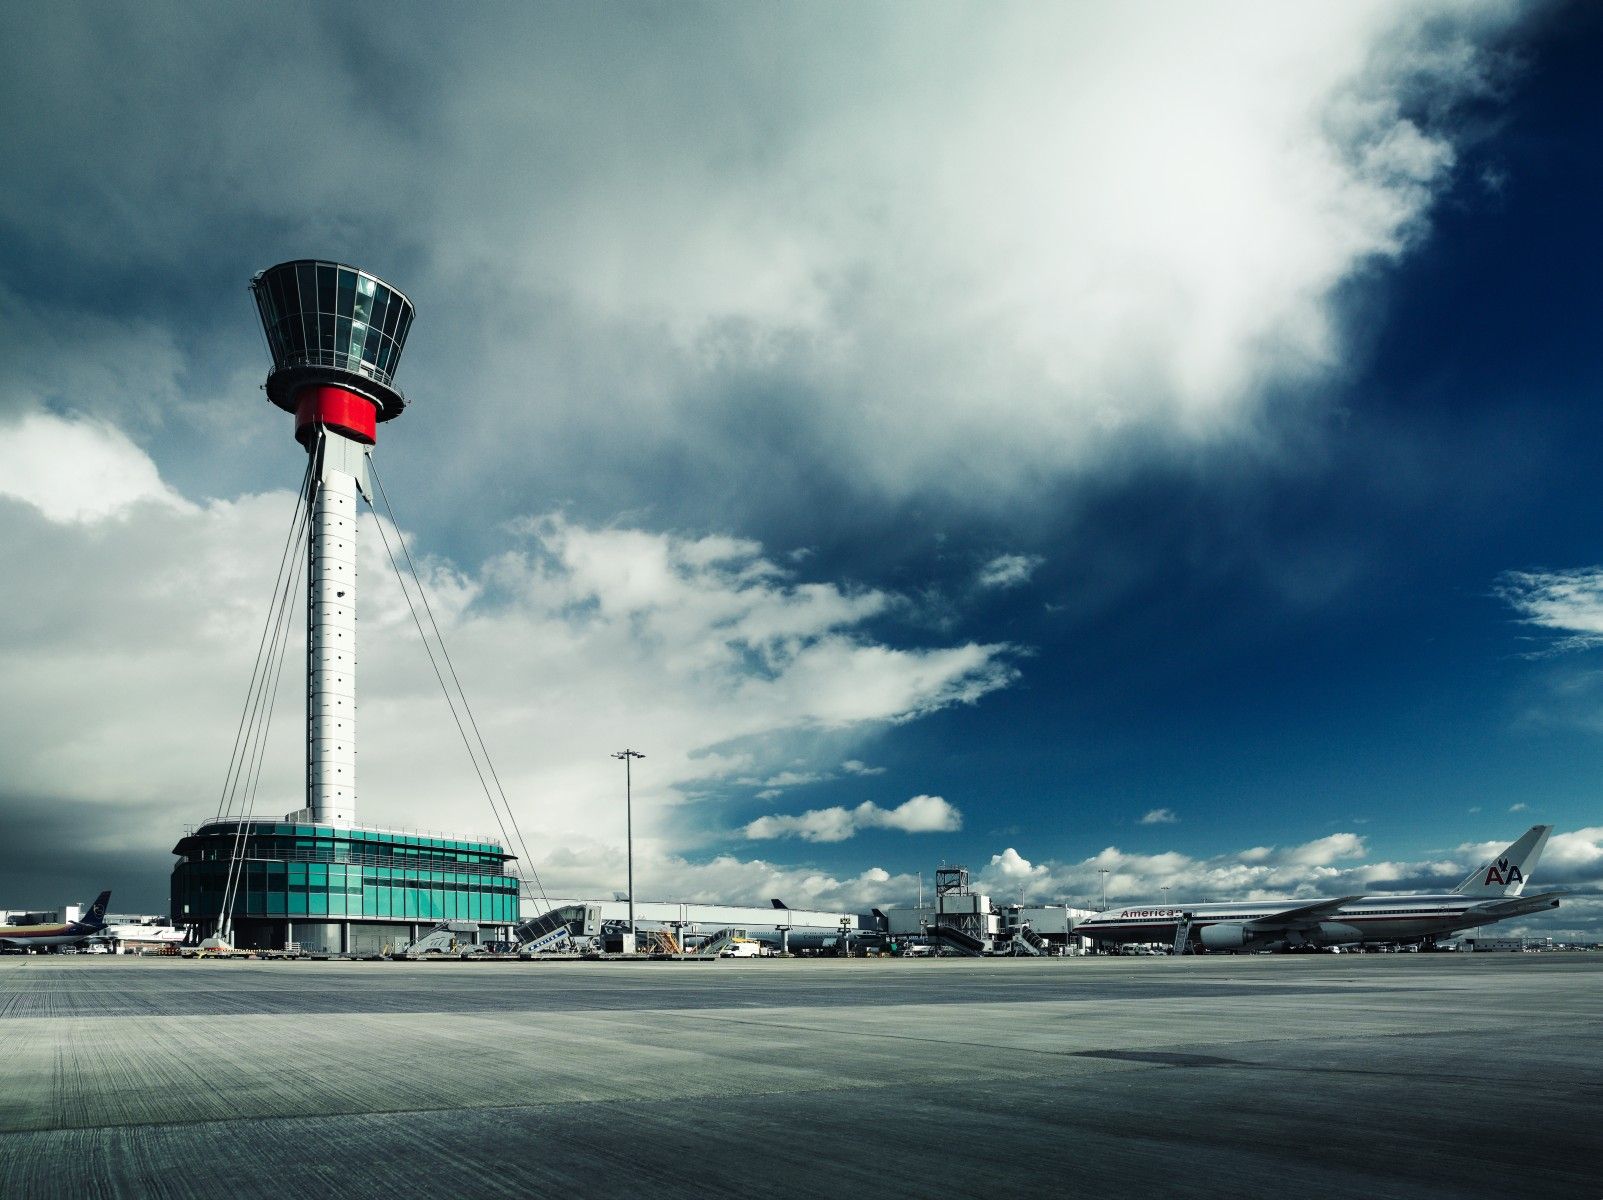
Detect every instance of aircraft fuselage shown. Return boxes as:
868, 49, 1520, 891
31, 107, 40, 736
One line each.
1075, 892, 1559, 950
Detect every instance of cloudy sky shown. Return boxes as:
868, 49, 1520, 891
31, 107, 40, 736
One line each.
2, 2, 1601, 937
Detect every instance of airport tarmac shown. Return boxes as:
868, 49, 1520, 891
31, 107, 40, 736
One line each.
0, 954, 1597, 1199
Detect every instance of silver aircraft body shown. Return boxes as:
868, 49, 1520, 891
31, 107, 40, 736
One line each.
1074, 826, 1561, 952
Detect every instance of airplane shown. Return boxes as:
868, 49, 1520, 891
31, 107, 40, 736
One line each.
1073, 826, 1562, 954
0, 891, 112, 951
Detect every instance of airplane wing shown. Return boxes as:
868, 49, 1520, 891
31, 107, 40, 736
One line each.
1244, 896, 1367, 931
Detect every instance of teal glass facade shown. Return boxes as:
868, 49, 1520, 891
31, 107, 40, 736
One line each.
171, 821, 518, 937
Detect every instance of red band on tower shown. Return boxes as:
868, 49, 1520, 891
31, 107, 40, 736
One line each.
294, 385, 378, 445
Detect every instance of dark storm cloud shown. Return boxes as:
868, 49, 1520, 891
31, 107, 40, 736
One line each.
0, 793, 177, 913
0, 2, 1528, 551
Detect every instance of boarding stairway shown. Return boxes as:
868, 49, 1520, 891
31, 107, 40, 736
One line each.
1005, 926, 1047, 956
642, 929, 680, 955
393, 920, 480, 958
1172, 913, 1195, 956
689, 928, 742, 958
929, 924, 989, 957
514, 904, 601, 955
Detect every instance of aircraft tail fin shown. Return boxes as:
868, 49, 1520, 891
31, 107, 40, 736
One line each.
1452, 826, 1551, 897
77, 890, 112, 930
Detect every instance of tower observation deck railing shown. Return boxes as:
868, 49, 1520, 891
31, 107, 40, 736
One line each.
183, 845, 509, 877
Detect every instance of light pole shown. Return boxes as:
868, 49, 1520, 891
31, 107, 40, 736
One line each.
1098, 868, 1110, 911
612, 749, 644, 952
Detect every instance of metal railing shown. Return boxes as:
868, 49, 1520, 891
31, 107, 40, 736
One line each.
184, 845, 512, 878
268, 348, 402, 390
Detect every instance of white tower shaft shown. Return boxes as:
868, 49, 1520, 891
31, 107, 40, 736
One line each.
302, 432, 370, 826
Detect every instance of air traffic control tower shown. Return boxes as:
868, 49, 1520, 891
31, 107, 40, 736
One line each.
170, 262, 518, 954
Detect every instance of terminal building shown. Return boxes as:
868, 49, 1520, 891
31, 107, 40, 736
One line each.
172, 820, 519, 955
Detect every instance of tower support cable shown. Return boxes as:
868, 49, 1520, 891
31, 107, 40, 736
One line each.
366, 455, 552, 918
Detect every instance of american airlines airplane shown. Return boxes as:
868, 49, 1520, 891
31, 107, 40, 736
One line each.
0, 891, 112, 951
1073, 826, 1561, 953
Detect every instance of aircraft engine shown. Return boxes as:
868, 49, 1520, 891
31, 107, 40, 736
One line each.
1199, 922, 1253, 950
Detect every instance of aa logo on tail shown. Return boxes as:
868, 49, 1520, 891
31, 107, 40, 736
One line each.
1484, 857, 1524, 887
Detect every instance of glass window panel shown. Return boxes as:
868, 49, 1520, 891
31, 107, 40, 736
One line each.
349, 319, 368, 359
310, 863, 327, 884
280, 269, 300, 322
297, 264, 317, 313
335, 316, 352, 362
311, 892, 328, 916
354, 274, 375, 322
289, 892, 307, 915
328, 893, 346, 917
382, 294, 401, 337
368, 289, 389, 337
394, 307, 414, 350
270, 271, 292, 324
336, 269, 356, 318
316, 265, 335, 314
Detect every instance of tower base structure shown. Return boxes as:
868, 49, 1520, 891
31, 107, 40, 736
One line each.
171, 819, 519, 953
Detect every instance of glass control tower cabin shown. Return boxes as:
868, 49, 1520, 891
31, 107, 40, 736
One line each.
170, 261, 518, 954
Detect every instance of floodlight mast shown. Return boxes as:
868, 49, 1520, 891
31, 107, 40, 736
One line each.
612, 749, 645, 951
250, 261, 416, 827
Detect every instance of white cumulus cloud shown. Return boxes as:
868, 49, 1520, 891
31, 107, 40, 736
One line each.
0, 411, 192, 523
0, 412, 1010, 886
841, 760, 886, 776
977, 554, 1044, 590
1496, 568, 1603, 653
1139, 808, 1179, 825
744, 795, 962, 843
